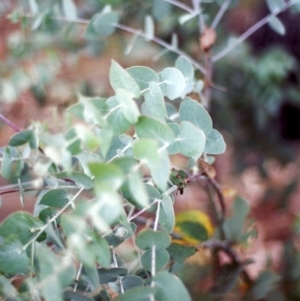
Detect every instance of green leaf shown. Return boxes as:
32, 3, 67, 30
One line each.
179, 97, 212, 135
116, 89, 140, 123
249, 271, 281, 300
1, 146, 23, 179
36, 243, 76, 301
144, 82, 167, 118
114, 286, 157, 301
9, 129, 33, 146
127, 171, 149, 208
0, 236, 30, 275
39, 189, 70, 209
153, 271, 191, 301
88, 162, 124, 190
266, 0, 286, 13
0, 274, 19, 299
62, 0, 77, 21
159, 194, 175, 233
85, 9, 119, 39
167, 123, 181, 154
106, 96, 132, 135
178, 121, 206, 160
223, 197, 250, 242
268, 16, 286, 35
64, 291, 94, 301
152, 0, 172, 20
133, 138, 170, 191
109, 61, 141, 98
167, 243, 196, 263
56, 171, 93, 190
127, 66, 159, 90
175, 57, 194, 96
98, 268, 128, 284
83, 264, 100, 289
160, 68, 186, 100
136, 229, 171, 250
141, 247, 170, 271
135, 116, 175, 147
204, 129, 226, 154
0, 211, 44, 244
144, 15, 154, 41
121, 276, 144, 291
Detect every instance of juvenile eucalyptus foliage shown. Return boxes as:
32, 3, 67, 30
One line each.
1, 0, 300, 300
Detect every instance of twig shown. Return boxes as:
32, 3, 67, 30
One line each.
211, 0, 232, 29
164, 0, 193, 13
212, 0, 296, 62
20, 12, 206, 73
0, 113, 21, 132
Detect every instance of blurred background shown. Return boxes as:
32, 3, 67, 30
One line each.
1, 0, 300, 300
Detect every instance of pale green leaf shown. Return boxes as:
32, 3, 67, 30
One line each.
135, 116, 175, 147
62, 0, 77, 21
160, 68, 186, 100
128, 171, 149, 208
141, 248, 170, 271
144, 15, 154, 41
204, 129, 226, 154
179, 97, 212, 135
116, 89, 140, 123
144, 82, 167, 118
64, 291, 94, 301
153, 271, 191, 301
127, 66, 159, 90
179, 121, 206, 160
268, 16, 286, 35
167, 123, 181, 154
121, 276, 144, 291
0, 211, 44, 244
266, 0, 286, 13
0, 237, 30, 275
109, 61, 141, 98
114, 286, 157, 301
88, 162, 125, 190
152, 0, 172, 20
136, 229, 171, 250
159, 194, 175, 233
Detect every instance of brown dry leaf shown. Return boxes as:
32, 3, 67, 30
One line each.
198, 158, 216, 179
199, 27, 217, 52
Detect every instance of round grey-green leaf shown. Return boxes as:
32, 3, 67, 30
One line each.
121, 275, 144, 291
127, 66, 159, 90
160, 68, 186, 100
136, 229, 171, 250
179, 97, 212, 135
141, 247, 170, 272
204, 129, 226, 155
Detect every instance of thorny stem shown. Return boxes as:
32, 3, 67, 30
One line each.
212, 0, 297, 62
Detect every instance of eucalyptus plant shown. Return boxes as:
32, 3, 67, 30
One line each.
1, 0, 300, 300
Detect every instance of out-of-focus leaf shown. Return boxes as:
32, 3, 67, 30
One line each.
160, 68, 186, 100
56, 171, 93, 190
62, 0, 77, 21
0, 211, 44, 244
136, 229, 171, 250
153, 271, 191, 301
64, 291, 94, 301
268, 16, 286, 35
167, 243, 196, 262
121, 276, 144, 291
144, 15, 154, 41
141, 247, 170, 272
39, 189, 70, 209
127, 66, 159, 90
114, 286, 156, 301
0, 236, 30, 275
109, 61, 140, 98
159, 194, 175, 233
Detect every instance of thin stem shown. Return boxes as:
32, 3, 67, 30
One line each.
212, 0, 295, 62
211, 0, 231, 29
115, 23, 206, 73
164, 0, 193, 13
128, 199, 159, 221
73, 263, 83, 292
22, 186, 84, 250
0, 113, 21, 132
